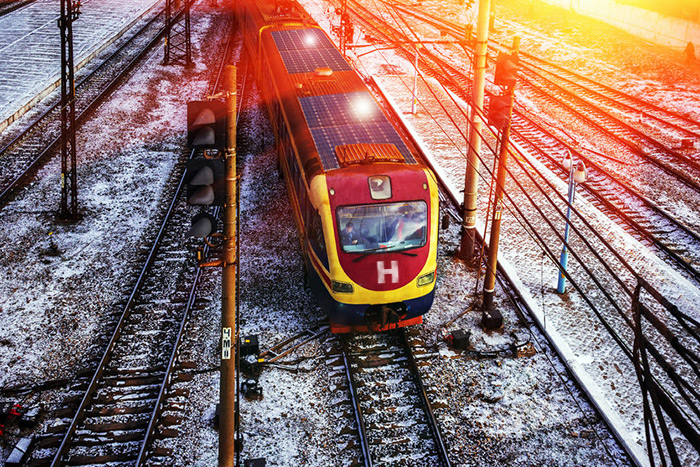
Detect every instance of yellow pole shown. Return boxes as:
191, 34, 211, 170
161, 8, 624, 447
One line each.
219, 65, 237, 467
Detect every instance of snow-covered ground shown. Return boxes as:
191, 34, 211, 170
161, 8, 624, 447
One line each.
0, 0, 698, 465
0, 0, 161, 131
0, 2, 228, 462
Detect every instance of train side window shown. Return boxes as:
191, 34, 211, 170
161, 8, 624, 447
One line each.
310, 212, 325, 249
308, 209, 328, 269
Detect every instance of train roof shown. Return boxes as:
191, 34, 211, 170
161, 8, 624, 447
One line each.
270, 28, 419, 172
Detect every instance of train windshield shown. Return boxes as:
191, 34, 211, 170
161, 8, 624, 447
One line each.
337, 201, 428, 254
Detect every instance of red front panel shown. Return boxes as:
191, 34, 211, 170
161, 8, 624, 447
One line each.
327, 164, 431, 291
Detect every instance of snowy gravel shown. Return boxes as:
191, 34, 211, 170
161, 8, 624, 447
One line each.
1, 0, 699, 465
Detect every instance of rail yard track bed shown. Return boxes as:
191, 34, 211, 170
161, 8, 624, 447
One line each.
1, 0, 698, 464
232, 41, 627, 463
0, 2, 231, 462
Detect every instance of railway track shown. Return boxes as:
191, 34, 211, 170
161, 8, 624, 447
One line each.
0, 2, 167, 209
327, 329, 450, 467
0, 0, 35, 16
385, 1, 700, 193
386, 0, 700, 143
343, 0, 700, 284
340, 3, 699, 464
511, 111, 700, 282
14, 7, 239, 466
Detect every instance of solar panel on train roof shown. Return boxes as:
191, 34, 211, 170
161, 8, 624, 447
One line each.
299, 92, 417, 171
278, 48, 352, 74
299, 92, 385, 128
271, 29, 352, 74
271, 28, 332, 51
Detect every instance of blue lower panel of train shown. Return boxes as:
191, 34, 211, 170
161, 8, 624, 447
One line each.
308, 266, 434, 332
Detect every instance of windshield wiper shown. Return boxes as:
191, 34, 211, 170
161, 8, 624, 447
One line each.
351, 247, 418, 262
351, 246, 385, 262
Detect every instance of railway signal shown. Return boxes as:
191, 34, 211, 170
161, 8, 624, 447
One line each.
186, 158, 225, 206
494, 52, 519, 88
481, 38, 520, 330
187, 212, 217, 238
487, 94, 513, 130
187, 100, 227, 149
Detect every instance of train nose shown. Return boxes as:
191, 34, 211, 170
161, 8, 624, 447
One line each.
365, 302, 407, 327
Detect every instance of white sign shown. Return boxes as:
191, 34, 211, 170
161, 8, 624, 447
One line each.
222, 327, 232, 360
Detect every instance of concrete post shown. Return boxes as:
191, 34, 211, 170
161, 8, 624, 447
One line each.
458, 0, 491, 262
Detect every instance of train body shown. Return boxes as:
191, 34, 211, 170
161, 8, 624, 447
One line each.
238, 0, 439, 332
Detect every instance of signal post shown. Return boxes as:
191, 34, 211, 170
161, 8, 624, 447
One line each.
185, 68, 237, 464
220, 65, 237, 466
481, 41, 519, 329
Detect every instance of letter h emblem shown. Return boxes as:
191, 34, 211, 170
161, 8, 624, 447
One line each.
377, 260, 399, 284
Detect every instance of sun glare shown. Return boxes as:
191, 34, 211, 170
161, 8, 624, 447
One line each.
351, 95, 375, 119
304, 34, 316, 47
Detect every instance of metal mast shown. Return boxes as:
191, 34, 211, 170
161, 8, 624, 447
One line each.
58, 0, 81, 219
164, 0, 192, 66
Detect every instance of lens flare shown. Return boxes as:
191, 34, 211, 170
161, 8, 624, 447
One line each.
351, 95, 375, 119
304, 34, 316, 47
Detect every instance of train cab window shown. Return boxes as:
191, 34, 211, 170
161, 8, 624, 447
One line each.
337, 201, 427, 254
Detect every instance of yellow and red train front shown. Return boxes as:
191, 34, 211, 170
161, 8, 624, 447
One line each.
307, 164, 439, 333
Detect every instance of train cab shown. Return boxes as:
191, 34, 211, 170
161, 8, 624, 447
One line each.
307, 144, 439, 333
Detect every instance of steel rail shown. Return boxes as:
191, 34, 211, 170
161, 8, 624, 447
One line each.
358, 4, 697, 465
338, 331, 451, 467
0, 0, 35, 16
339, 335, 373, 467
386, 0, 700, 139
49, 1, 236, 464
399, 328, 452, 467
510, 111, 700, 283
515, 70, 700, 189
134, 205, 209, 466
0, 5, 167, 207
381, 1, 700, 189
49, 159, 190, 467
0, 5, 165, 157
136, 18, 242, 463
360, 24, 640, 465
352, 0, 700, 284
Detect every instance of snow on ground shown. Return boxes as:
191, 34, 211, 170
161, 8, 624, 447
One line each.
0, 0, 698, 465
0, 2, 225, 461
229, 68, 627, 466
296, 0, 700, 465
0, 0, 162, 130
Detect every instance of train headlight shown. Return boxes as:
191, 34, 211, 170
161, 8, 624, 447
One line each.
417, 272, 435, 287
368, 175, 391, 200
332, 280, 354, 294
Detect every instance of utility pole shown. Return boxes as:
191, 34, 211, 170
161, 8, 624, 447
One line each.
411, 45, 420, 114
164, 0, 192, 66
58, 0, 81, 219
219, 65, 237, 467
458, 0, 490, 262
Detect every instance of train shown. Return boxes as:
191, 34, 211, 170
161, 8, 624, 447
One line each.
237, 0, 440, 332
